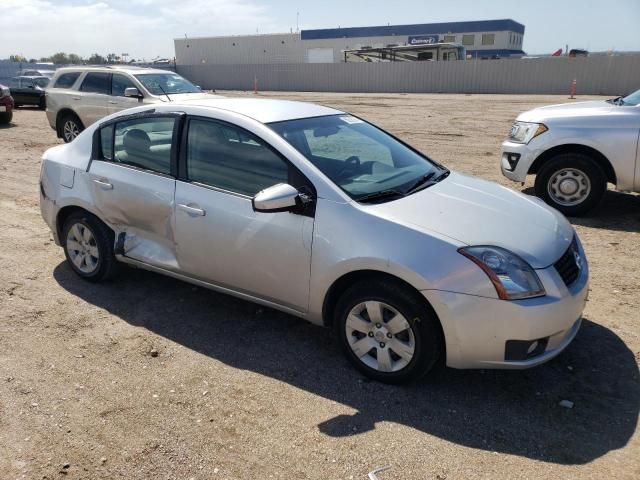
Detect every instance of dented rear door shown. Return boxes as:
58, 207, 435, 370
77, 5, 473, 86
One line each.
87, 113, 182, 269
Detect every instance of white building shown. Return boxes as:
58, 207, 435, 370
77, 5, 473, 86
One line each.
175, 19, 526, 65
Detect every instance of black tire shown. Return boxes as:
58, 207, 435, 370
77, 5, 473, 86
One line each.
38, 97, 46, 110
58, 112, 84, 143
534, 153, 607, 216
62, 211, 119, 282
0, 111, 12, 124
334, 278, 443, 384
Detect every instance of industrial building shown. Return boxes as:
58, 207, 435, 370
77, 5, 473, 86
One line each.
174, 19, 526, 65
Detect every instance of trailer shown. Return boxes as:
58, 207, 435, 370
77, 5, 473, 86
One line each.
343, 42, 466, 63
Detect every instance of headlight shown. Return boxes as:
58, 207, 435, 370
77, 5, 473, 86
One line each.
508, 121, 548, 144
0, 86, 9, 99
459, 246, 545, 300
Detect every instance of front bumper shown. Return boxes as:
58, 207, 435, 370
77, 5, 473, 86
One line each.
500, 140, 541, 183
423, 241, 589, 369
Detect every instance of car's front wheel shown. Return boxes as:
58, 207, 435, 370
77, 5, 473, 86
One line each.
534, 153, 606, 216
0, 111, 12, 124
59, 113, 83, 143
62, 212, 118, 282
335, 279, 443, 383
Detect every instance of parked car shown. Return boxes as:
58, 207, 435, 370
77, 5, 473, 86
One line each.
19, 69, 56, 79
0, 84, 15, 124
501, 89, 640, 215
46, 66, 214, 143
9, 76, 49, 109
40, 99, 588, 383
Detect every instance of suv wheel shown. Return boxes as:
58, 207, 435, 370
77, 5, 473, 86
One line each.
39, 97, 46, 110
59, 113, 83, 143
0, 111, 12, 125
335, 279, 443, 384
62, 212, 118, 282
534, 153, 606, 216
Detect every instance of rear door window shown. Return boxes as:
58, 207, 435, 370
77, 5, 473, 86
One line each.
80, 73, 111, 94
98, 116, 177, 175
53, 72, 81, 89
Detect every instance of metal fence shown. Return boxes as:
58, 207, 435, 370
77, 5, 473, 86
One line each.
177, 55, 640, 95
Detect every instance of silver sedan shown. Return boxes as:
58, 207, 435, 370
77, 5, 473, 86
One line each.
39, 98, 589, 383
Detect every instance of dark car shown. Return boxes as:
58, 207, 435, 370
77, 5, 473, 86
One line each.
9, 76, 49, 109
0, 84, 15, 124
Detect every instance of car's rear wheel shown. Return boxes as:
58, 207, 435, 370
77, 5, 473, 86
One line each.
0, 112, 12, 124
59, 113, 83, 143
38, 97, 46, 110
62, 212, 118, 282
335, 279, 443, 384
534, 153, 606, 216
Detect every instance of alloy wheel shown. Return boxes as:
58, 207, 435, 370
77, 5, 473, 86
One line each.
66, 223, 100, 274
345, 301, 416, 372
63, 120, 80, 142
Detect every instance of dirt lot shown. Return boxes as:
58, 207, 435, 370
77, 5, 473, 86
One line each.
1, 92, 638, 480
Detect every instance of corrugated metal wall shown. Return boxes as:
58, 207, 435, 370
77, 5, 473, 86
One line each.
177, 56, 640, 95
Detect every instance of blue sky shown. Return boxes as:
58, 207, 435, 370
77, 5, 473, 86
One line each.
3, 0, 639, 60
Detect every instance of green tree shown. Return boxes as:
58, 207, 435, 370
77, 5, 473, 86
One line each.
68, 53, 83, 64
87, 53, 107, 64
9, 54, 27, 62
50, 52, 70, 64
28, 58, 38, 63
106, 53, 120, 64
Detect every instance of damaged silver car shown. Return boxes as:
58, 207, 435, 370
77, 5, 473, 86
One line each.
40, 99, 588, 383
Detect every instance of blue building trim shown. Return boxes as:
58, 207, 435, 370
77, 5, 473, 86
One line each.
301, 19, 525, 40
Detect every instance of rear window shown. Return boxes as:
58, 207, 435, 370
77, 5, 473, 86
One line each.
54, 72, 81, 89
80, 73, 110, 94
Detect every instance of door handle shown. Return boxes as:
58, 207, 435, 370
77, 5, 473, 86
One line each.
178, 203, 206, 216
108, 101, 118, 104
92, 179, 113, 190
72, 96, 81, 100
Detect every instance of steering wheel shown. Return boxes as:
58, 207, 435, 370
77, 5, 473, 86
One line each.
338, 156, 361, 179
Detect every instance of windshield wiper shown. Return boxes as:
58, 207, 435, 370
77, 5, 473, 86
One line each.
607, 96, 626, 106
405, 169, 449, 195
156, 84, 172, 102
357, 189, 405, 204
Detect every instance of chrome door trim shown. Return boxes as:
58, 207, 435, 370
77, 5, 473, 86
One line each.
115, 254, 308, 318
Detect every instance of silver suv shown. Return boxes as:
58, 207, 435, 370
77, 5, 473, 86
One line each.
46, 66, 213, 142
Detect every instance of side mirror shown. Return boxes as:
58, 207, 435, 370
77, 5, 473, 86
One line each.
124, 87, 143, 99
252, 183, 308, 213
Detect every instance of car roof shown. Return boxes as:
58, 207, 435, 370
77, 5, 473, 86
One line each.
14, 75, 49, 80
53, 65, 174, 75
173, 97, 344, 123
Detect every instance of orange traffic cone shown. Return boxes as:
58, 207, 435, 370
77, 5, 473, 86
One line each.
569, 79, 577, 99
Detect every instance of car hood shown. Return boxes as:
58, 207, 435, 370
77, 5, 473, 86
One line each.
367, 172, 574, 269
518, 100, 614, 122
158, 92, 223, 102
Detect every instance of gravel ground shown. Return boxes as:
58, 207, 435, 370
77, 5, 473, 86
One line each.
0, 93, 638, 480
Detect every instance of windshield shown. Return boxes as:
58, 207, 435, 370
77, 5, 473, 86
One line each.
33, 77, 49, 88
134, 73, 201, 95
621, 89, 640, 106
269, 115, 445, 201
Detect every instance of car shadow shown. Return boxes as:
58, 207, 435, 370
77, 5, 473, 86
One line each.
53, 262, 639, 465
521, 187, 640, 232
0, 122, 16, 129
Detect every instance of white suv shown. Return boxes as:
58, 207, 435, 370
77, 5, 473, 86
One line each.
46, 66, 214, 142
501, 89, 640, 216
